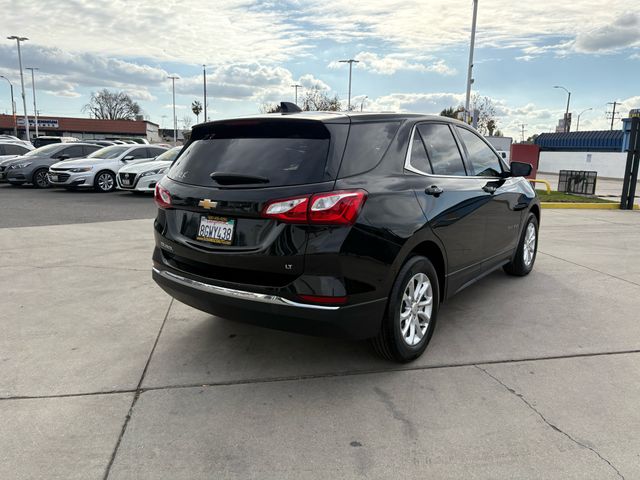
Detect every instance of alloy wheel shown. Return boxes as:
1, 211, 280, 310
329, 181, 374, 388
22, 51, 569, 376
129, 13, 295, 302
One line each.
523, 222, 536, 267
34, 170, 49, 188
399, 273, 433, 346
97, 173, 114, 192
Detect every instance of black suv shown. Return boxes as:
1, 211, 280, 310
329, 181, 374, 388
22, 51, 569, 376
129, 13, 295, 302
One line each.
152, 110, 539, 362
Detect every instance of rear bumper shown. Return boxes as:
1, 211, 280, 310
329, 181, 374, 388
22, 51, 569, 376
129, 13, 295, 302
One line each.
152, 264, 386, 339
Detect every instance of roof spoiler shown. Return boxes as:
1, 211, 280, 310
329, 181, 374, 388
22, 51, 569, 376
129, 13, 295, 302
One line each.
280, 102, 302, 114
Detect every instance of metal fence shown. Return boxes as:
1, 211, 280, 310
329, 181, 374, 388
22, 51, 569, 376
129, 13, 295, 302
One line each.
557, 170, 598, 195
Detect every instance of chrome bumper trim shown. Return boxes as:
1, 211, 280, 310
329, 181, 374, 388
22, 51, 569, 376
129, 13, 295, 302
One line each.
153, 267, 341, 311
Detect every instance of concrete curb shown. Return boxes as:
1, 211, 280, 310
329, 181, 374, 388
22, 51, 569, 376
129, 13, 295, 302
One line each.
541, 202, 639, 210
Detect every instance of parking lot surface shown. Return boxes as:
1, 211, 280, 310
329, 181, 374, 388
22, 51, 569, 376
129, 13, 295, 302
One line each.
1, 184, 639, 479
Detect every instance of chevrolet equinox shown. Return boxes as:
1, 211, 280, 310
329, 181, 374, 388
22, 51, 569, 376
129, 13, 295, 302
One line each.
152, 106, 539, 362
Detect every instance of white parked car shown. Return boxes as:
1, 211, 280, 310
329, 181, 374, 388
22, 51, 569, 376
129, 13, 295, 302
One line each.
48, 144, 168, 192
117, 146, 182, 193
0, 141, 34, 161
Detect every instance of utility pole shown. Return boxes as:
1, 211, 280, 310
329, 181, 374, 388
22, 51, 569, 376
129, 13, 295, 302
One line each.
607, 101, 619, 130
0, 75, 17, 136
290, 84, 302, 104
7, 36, 30, 141
168, 75, 179, 146
339, 59, 359, 110
520, 124, 526, 143
26, 67, 39, 138
202, 65, 207, 122
464, 0, 479, 124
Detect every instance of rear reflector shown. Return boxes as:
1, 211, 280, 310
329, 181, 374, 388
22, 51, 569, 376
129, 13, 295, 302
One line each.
262, 189, 367, 225
154, 183, 172, 209
297, 294, 347, 305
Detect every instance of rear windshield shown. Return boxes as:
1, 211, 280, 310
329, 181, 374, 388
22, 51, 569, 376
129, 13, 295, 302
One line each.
168, 121, 332, 187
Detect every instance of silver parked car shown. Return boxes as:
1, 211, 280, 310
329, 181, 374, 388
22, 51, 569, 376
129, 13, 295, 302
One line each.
48, 144, 168, 192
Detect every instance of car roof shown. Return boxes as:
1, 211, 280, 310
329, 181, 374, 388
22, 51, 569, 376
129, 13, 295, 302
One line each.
194, 111, 465, 127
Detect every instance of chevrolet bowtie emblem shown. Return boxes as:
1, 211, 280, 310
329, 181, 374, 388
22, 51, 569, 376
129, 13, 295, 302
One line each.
198, 199, 218, 209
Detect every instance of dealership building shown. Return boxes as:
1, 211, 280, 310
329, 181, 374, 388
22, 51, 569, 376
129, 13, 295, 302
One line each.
0, 114, 161, 143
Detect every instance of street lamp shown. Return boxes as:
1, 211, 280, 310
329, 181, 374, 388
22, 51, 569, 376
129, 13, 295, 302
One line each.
290, 84, 302, 105
338, 59, 359, 110
360, 96, 368, 112
553, 85, 571, 132
464, 0, 479, 124
7, 36, 30, 141
168, 75, 179, 146
0, 75, 17, 136
26, 67, 39, 138
576, 107, 592, 132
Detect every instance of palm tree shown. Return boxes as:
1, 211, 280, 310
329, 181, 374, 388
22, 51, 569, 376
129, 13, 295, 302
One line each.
191, 100, 203, 123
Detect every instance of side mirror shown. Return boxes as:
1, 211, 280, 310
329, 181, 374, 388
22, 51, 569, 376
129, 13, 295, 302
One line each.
122, 155, 135, 161
56, 154, 69, 160
510, 161, 532, 177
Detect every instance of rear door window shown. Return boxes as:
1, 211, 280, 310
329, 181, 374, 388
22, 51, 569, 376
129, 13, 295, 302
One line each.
417, 124, 467, 176
455, 127, 503, 177
169, 121, 333, 187
130, 148, 149, 159
338, 122, 400, 177
4, 144, 29, 155
59, 145, 84, 158
83, 145, 101, 156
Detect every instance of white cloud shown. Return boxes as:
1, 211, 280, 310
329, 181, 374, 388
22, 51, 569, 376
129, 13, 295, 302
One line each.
574, 13, 640, 53
329, 52, 455, 76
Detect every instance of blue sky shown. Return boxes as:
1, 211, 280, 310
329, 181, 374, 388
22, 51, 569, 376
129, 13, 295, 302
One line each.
0, 0, 639, 139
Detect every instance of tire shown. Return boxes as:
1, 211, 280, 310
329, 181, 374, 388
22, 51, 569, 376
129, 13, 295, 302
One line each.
504, 213, 538, 276
371, 256, 440, 363
32, 168, 50, 189
94, 171, 116, 192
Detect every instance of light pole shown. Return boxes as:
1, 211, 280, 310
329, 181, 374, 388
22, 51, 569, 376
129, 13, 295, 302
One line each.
0, 75, 17, 136
7, 36, 30, 141
26, 67, 39, 138
360, 96, 368, 112
291, 84, 302, 104
168, 75, 179, 146
464, 0, 479, 124
576, 107, 592, 131
553, 85, 571, 132
339, 59, 359, 110
202, 65, 207, 122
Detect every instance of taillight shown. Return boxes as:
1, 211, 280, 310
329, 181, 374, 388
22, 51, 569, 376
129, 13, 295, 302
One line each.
309, 190, 367, 225
262, 196, 309, 222
154, 183, 172, 209
261, 189, 367, 225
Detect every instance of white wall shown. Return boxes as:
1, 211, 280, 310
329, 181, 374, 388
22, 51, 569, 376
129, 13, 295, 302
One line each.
538, 151, 628, 179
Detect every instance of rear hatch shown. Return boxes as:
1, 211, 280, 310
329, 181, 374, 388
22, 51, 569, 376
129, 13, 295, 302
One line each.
157, 116, 349, 287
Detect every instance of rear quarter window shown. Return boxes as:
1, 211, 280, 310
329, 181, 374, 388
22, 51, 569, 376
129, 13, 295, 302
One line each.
338, 122, 400, 178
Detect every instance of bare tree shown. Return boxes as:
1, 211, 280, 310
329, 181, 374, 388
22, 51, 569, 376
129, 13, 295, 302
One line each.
83, 89, 141, 120
301, 87, 342, 111
182, 115, 193, 130
471, 94, 498, 135
191, 100, 203, 123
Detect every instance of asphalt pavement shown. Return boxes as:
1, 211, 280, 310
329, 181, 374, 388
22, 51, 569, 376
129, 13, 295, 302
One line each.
1, 186, 639, 479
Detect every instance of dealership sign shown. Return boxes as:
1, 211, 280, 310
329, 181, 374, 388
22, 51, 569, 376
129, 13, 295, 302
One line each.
16, 118, 59, 128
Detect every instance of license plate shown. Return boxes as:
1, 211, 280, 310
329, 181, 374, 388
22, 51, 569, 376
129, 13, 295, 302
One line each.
196, 216, 235, 245
49, 174, 58, 182
121, 179, 131, 186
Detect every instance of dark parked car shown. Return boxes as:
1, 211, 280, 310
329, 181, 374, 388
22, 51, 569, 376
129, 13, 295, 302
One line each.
4, 143, 101, 188
152, 109, 539, 362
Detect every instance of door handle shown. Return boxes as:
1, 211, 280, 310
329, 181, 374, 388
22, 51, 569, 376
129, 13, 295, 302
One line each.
425, 185, 443, 196
483, 185, 497, 194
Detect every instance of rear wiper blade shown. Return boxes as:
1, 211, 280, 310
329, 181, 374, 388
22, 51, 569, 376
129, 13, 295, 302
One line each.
209, 172, 270, 185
